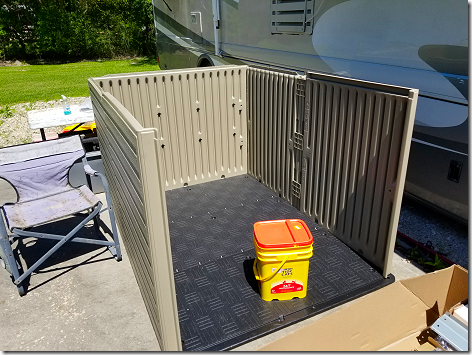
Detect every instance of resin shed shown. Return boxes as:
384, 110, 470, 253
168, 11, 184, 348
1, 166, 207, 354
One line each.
88, 65, 418, 351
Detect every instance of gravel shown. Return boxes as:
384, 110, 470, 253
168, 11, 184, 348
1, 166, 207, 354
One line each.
0, 98, 469, 270
398, 197, 468, 269
0, 97, 88, 148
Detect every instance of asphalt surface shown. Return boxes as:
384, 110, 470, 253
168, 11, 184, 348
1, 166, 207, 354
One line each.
0, 191, 160, 351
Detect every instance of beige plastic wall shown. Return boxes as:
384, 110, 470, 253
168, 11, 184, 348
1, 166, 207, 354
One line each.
247, 67, 303, 201
247, 67, 418, 276
88, 79, 182, 351
95, 66, 248, 190
304, 73, 418, 276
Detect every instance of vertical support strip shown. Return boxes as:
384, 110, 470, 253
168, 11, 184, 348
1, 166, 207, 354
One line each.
138, 131, 182, 350
382, 89, 418, 276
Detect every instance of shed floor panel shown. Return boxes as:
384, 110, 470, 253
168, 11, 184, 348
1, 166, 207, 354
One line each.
166, 175, 393, 351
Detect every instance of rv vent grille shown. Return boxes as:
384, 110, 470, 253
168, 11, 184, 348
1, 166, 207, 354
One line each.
271, 0, 314, 35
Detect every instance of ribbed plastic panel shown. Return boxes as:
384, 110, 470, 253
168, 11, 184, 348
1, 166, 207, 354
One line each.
89, 81, 182, 351
301, 76, 415, 272
247, 67, 418, 275
247, 67, 300, 201
95, 66, 248, 190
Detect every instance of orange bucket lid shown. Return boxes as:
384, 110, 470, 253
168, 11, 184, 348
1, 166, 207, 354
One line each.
253, 219, 313, 249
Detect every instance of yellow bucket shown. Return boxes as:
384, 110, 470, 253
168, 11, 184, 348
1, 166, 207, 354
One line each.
253, 219, 313, 301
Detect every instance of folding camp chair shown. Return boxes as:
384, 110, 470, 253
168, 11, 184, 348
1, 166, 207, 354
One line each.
0, 136, 121, 296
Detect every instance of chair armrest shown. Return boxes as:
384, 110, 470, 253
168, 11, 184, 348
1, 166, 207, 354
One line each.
83, 163, 98, 176
81, 157, 111, 202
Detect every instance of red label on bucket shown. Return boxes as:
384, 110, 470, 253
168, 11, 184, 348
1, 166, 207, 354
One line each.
271, 280, 303, 294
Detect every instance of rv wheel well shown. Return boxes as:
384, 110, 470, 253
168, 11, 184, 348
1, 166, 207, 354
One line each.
198, 58, 213, 67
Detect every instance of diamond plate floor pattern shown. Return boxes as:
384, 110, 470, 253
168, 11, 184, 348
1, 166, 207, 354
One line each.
166, 175, 392, 351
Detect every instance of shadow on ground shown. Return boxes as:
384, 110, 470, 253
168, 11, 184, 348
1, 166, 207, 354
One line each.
129, 57, 160, 66
10, 215, 116, 293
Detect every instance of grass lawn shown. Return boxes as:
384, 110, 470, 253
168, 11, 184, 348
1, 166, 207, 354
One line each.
0, 57, 160, 106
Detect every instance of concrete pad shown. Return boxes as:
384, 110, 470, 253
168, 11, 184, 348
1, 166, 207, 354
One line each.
0, 193, 160, 351
0, 187, 425, 351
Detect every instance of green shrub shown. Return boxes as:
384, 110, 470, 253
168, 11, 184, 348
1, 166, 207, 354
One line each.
0, 0, 155, 60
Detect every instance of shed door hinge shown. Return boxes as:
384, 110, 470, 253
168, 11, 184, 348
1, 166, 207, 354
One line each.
293, 132, 303, 151
292, 180, 301, 199
296, 80, 306, 98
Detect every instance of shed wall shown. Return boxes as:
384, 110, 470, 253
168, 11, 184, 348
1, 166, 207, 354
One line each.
89, 81, 182, 350
97, 66, 248, 190
246, 67, 417, 275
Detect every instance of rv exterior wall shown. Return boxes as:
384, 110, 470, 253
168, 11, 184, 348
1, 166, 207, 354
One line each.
152, 0, 468, 223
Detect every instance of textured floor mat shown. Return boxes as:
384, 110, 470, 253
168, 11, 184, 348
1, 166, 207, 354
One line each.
166, 175, 393, 351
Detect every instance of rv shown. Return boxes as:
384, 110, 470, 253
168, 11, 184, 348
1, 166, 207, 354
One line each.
152, 0, 468, 223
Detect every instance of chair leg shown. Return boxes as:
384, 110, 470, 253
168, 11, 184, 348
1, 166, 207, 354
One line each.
0, 238, 11, 274
0, 218, 25, 296
96, 172, 122, 262
17, 284, 26, 296
0, 239, 25, 295
91, 203, 121, 261
108, 204, 122, 261
11, 202, 103, 287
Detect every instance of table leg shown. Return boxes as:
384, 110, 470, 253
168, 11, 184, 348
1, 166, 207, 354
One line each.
40, 128, 46, 141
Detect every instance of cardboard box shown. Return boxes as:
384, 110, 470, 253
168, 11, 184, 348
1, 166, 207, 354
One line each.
451, 303, 468, 326
257, 265, 468, 351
